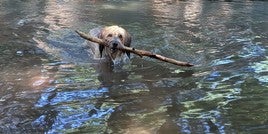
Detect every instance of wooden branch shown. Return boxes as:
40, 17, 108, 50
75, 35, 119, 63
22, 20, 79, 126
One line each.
76, 30, 194, 67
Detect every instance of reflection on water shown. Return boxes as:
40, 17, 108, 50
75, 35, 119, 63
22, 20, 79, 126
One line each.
0, 0, 268, 133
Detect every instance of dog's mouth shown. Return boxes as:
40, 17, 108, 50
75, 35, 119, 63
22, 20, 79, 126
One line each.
109, 40, 123, 53
110, 46, 118, 53
105, 39, 125, 60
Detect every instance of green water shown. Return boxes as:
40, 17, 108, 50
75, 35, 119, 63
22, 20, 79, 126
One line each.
0, 0, 267, 133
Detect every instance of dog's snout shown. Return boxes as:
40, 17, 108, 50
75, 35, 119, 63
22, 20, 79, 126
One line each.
109, 40, 120, 53
112, 42, 118, 48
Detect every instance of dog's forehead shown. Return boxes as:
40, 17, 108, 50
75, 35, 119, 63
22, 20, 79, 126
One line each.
103, 26, 125, 35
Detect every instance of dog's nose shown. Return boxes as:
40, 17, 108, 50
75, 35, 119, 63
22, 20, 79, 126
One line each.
112, 42, 118, 48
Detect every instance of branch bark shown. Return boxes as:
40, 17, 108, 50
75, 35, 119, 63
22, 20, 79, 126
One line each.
76, 30, 194, 67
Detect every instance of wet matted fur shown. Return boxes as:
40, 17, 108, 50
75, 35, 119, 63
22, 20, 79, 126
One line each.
86, 25, 131, 64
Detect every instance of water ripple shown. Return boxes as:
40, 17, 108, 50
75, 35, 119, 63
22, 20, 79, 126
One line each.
35, 87, 108, 107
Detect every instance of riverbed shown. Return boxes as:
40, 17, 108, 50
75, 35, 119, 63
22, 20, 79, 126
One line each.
0, 0, 267, 133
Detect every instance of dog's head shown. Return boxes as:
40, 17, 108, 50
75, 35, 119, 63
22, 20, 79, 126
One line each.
98, 26, 131, 62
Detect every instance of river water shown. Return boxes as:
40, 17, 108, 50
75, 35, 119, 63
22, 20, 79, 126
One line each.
0, 0, 267, 133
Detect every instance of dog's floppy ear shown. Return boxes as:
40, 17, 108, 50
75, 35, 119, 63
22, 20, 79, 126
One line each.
98, 29, 105, 58
124, 32, 131, 58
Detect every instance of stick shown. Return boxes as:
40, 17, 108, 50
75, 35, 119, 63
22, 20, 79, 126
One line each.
75, 30, 194, 67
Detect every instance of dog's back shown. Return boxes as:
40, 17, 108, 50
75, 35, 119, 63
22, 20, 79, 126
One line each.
86, 27, 104, 60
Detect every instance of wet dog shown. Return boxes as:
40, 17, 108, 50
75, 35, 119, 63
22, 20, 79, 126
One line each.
86, 25, 131, 64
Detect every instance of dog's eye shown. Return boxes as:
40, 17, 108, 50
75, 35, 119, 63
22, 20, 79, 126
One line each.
107, 34, 113, 37
118, 34, 123, 39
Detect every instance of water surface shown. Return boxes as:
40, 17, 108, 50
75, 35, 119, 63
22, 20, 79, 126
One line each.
0, 0, 268, 133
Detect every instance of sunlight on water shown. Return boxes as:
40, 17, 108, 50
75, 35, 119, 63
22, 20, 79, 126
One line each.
34, 87, 113, 133
0, 0, 268, 133
250, 57, 268, 83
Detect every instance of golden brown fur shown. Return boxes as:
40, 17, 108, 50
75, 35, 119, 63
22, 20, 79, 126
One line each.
87, 25, 131, 63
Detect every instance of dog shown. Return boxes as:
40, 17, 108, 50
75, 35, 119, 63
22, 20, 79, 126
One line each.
86, 25, 131, 64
